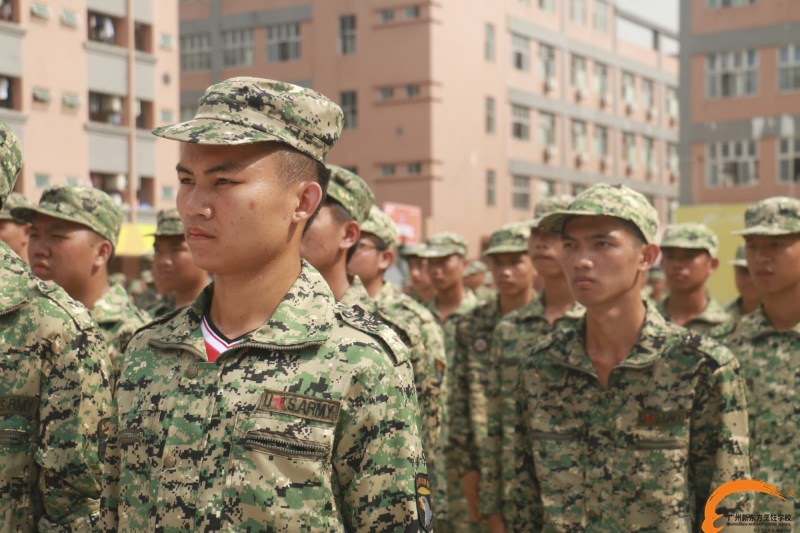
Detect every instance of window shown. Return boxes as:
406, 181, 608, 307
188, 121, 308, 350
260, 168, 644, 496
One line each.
268, 23, 301, 63
162, 186, 175, 200
222, 29, 253, 67
707, 0, 755, 8
778, 138, 800, 183
538, 43, 556, 80
407, 162, 422, 175
379, 87, 394, 101
571, 120, 587, 154
180, 34, 211, 71
89, 92, 123, 125
88, 12, 116, 44
512, 34, 530, 71
623, 132, 637, 167
512, 175, 531, 210
134, 22, 152, 53
539, 0, 555, 12
571, 54, 587, 90
1, 76, 17, 109
706, 140, 758, 187
380, 164, 396, 177
404, 6, 420, 19
593, 0, 609, 32
539, 112, 555, 146
706, 50, 758, 98
35, 174, 50, 188
778, 45, 800, 92
341, 91, 357, 129
380, 9, 394, 23
641, 78, 654, 110
570, 0, 586, 24
666, 86, 679, 120
668, 143, 679, 175
512, 105, 530, 140
622, 72, 636, 104
406, 84, 421, 98
486, 97, 495, 134
339, 15, 356, 55
485, 23, 495, 62
0, 0, 15, 22
486, 170, 496, 206
594, 62, 609, 95
644, 137, 655, 174
537, 178, 556, 199
594, 125, 608, 157
135, 99, 153, 130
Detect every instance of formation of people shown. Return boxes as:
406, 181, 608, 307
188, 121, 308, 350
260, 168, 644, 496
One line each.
0, 76, 796, 532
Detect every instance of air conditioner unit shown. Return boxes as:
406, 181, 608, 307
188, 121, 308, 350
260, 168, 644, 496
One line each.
101, 95, 122, 113
544, 78, 557, 93
544, 145, 557, 161
105, 173, 127, 191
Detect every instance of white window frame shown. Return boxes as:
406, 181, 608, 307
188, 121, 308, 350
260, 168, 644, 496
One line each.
339, 15, 356, 55
539, 112, 555, 146
706, 140, 759, 187
486, 169, 496, 207
623, 132, 637, 166
593, 0, 609, 32
268, 23, 301, 63
571, 54, 587, 89
571, 120, 587, 154
594, 62, 609, 94
486, 96, 495, 134
570, 0, 587, 24
538, 43, 556, 80
778, 137, 800, 183
222, 28, 253, 68
512, 175, 531, 210
340, 91, 357, 130
594, 125, 608, 157
512, 105, 530, 140
641, 78, 654, 109
666, 86, 679, 119
512, 34, 530, 71
537, 178, 556, 199
706, 49, 758, 99
706, 0, 755, 8
485, 23, 495, 62
180, 34, 211, 72
778, 45, 800, 92
622, 72, 636, 104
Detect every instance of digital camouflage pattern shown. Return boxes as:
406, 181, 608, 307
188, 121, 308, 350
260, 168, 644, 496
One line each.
0, 240, 113, 531
479, 294, 585, 518
0, 192, 32, 222
512, 306, 752, 531
729, 244, 747, 268
463, 260, 488, 278
152, 208, 184, 236
361, 204, 399, 248
420, 232, 468, 258
101, 264, 430, 532
152, 77, 344, 164
539, 184, 659, 243
326, 166, 375, 224
529, 195, 573, 228
0, 122, 22, 209
656, 296, 730, 334
482, 223, 530, 256
732, 196, 800, 236
13, 184, 123, 248
400, 243, 427, 259
660, 222, 719, 257
90, 282, 151, 381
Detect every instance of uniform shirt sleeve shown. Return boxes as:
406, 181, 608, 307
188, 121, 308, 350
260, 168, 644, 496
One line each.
510, 362, 544, 531
478, 324, 506, 515
447, 316, 476, 476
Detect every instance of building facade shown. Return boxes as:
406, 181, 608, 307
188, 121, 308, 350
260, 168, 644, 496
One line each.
679, 0, 800, 205
0, 0, 179, 236
179, 0, 678, 255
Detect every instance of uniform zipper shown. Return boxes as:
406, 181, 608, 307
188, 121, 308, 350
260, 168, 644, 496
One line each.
119, 428, 143, 446
0, 429, 29, 445
244, 432, 329, 460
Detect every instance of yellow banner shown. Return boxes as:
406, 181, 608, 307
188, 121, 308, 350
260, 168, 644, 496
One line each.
116, 223, 156, 256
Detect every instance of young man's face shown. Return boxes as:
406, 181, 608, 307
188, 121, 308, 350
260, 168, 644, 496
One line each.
733, 265, 759, 302
176, 143, 312, 276
0, 220, 29, 258
660, 248, 717, 294
489, 252, 534, 297
28, 214, 106, 298
347, 235, 392, 287
300, 204, 351, 273
528, 227, 564, 278
561, 216, 655, 308
744, 234, 800, 297
153, 235, 207, 294
427, 254, 465, 292
407, 256, 432, 290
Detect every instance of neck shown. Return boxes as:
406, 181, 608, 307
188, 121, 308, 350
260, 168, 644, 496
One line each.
584, 291, 646, 385
762, 286, 800, 332
499, 287, 534, 315
317, 260, 351, 301
209, 252, 301, 339
435, 282, 465, 321
175, 275, 211, 308
416, 284, 436, 302
665, 287, 708, 326
740, 295, 760, 315
541, 274, 575, 321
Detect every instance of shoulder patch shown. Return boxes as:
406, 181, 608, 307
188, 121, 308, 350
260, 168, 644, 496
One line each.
681, 332, 735, 367
337, 304, 409, 366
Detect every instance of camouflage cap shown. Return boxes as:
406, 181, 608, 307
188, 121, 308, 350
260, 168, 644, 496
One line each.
0, 192, 33, 222
400, 243, 427, 258
13, 185, 123, 248
732, 196, 800, 236
463, 260, 488, 277
326, 165, 375, 224
647, 264, 665, 281
530, 195, 574, 228
660, 222, 719, 257
0, 121, 22, 208
729, 245, 747, 267
141, 269, 154, 284
361, 205, 398, 247
152, 208, 184, 237
152, 77, 343, 163
483, 222, 531, 255
538, 184, 658, 243
420, 232, 468, 258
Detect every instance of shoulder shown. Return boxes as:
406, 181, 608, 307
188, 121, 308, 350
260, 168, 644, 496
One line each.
333, 303, 410, 367
125, 305, 187, 349
663, 325, 737, 369
27, 278, 98, 333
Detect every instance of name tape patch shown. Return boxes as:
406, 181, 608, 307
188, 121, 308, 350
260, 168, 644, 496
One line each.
257, 390, 341, 424
638, 409, 687, 428
0, 395, 38, 418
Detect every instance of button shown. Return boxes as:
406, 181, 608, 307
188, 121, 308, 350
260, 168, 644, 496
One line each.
163, 455, 176, 468
38, 281, 48, 291
185, 365, 199, 379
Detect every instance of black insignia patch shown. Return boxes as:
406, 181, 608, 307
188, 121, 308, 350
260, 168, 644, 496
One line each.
0, 395, 38, 418
415, 473, 434, 532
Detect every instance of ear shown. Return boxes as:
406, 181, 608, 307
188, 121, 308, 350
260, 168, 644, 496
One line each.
709, 256, 719, 272
378, 248, 395, 271
94, 240, 113, 268
640, 243, 660, 272
292, 181, 323, 225
340, 221, 361, 250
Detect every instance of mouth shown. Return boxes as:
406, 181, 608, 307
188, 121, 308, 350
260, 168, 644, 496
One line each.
572, 276, 594, 288
186, 227, 213, 240
32, 262, 49, 272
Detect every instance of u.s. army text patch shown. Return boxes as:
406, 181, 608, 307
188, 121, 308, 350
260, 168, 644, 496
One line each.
257, 390, 341, 424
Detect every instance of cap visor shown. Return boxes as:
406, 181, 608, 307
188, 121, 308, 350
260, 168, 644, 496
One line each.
732, 226, 799, 236
484, 245, 529, 256
152, 118, 285, 145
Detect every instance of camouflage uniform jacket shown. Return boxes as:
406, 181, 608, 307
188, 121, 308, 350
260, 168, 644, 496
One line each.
0, 243, 112, 531
479, 294, 585, 517
711, 306, 799, 517
101, 264, 432, 532
723, 297, 746, 323
512, 306, 752, 532
91, 283, 151, 381
656, 296, 730, 334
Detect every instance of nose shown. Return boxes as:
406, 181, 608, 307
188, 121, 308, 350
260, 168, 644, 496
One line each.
180, 186, 213, 220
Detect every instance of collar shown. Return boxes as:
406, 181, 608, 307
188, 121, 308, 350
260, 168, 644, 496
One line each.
738, 305, 800, 340
657, 295, 730, 326
339, 276, 374, 312
0, 243, 30, 313
91, 283, 133, 325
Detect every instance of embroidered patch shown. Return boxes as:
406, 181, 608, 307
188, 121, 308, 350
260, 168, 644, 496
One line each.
257, 390, 341, 424
415, 473, 434, 532
0, 395, 38, 418
97, 418, 110, 461
473, 338, 489, 352
637, 409, 687, 428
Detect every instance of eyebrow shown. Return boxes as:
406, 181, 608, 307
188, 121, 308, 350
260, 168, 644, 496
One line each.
176, 161, 244, 176
563, 231, 616, 240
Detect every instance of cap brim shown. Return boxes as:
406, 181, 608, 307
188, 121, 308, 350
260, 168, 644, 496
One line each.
484, 245, 528, 256
732, 226, 799, 236
537, 209, 600, 234
12, 206, 110, 244
419, 247, 465, 258
149, 230, 185, 237
729, 260, 748, 267
152, 118, 287, 146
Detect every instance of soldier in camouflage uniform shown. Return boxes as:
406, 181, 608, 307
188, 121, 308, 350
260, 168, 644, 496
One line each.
449, 223, 536, 532
420, 232, 479, 533
463, 260, 495, 302
480, 196, 585, 532
712, 197, 800, 520
401, 243, 437, 304
150, 208, 209, 317
657, 222, 730, 333
348, 204, 448, 526
16, 185, 150, 378
725, 245, 760, 319
0, 191, 32, 262
100, 77, 431, 532
511, 184, 751, 531
0, 121, 113, 530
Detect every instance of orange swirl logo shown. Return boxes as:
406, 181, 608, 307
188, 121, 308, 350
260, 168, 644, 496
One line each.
702, 479, 788, 533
